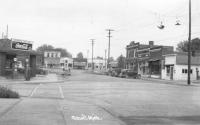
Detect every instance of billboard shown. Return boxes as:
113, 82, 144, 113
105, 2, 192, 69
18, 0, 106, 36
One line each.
11, 40, 32, 51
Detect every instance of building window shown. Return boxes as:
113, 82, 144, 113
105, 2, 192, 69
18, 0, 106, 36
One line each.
182, 69, 185, 73
182, 69, 192, 74
47, 53, 50, 57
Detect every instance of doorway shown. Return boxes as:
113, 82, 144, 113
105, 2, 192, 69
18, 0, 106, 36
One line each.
170, 66, 174, 80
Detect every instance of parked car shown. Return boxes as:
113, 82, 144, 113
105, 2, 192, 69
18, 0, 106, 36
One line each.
119, 69, 141, 79
60, 68, 71, 76
111, 68, 122, 77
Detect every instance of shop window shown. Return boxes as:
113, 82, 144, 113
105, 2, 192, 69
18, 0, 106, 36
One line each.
182, 69, 192, 74
185, 69, 188, 73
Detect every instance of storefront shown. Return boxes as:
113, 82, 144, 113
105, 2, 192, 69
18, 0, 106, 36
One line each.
0, 38, 41, 79
162, 52, 200, 80
73, 58, 87, 69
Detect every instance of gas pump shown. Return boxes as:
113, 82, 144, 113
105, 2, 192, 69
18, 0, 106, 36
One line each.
25, 58, 30, 81
196, 68, 199, 80
13, 58, 18, 79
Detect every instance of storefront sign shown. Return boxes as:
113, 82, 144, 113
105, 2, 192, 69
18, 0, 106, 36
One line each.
11, 41, 32, 50
74, 62, 86, 66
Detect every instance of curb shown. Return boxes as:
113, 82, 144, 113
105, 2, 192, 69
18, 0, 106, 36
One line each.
0, 80, 65, 85
141, 77, 199, 86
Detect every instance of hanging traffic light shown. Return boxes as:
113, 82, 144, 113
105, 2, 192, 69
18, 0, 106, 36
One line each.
157, 22, 165, 29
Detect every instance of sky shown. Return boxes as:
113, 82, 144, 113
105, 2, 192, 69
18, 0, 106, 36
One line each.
0, 0, 200, 59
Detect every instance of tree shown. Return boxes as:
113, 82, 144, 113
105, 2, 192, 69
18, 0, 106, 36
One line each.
54, 48, 72, 57
36, 44, 54, 52
177, 38, 200, 53
77, 52, 83, 59
117, 55, 126, 69
36, 44, 72, 57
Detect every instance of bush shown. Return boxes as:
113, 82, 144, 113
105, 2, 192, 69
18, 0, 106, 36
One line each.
0, 86, 20, 98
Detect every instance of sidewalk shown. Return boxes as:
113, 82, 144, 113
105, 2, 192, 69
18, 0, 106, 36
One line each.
141, 77, 200, 86
0, 73, 65, 85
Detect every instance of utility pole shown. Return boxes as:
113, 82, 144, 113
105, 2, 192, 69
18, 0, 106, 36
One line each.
2, 32, 4, 39
91, 39, 95, 70
106, 29, 114, 69
188, 0, 191, 85
87, 50, 89, 69
105, 49, 107, 70
6, 25, 8, 39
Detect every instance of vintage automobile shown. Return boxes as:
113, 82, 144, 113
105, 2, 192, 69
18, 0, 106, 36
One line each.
119, 69, 141, 79
106, 68, 121, 77
111, 68, 122, 77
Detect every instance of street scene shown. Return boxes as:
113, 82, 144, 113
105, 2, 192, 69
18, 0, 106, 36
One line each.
0, 0, 200, 125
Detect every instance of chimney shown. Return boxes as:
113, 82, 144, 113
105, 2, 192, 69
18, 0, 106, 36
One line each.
149, 41, 154, 47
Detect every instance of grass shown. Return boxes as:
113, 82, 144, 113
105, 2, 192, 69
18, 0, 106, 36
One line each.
0, 86, 19, 98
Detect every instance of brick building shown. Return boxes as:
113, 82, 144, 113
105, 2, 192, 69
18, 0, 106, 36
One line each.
44, 50, 61, 68
126, 41, 174, 78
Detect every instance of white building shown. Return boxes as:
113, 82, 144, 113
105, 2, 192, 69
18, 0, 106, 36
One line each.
60, 57, 73, 70
44, 50, 61, 68
87, 58, 106, 70
162, 52, 200, 80
44, 51, 61, 58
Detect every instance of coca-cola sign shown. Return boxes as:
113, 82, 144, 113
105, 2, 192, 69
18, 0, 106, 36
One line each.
11, 41, 32, 50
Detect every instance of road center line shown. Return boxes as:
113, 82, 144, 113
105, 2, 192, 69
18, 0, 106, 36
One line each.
29, 84, 42, 97
58, 83, 64, 99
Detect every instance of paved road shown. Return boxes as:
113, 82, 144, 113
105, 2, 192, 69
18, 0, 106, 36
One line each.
0, 70, 200, 125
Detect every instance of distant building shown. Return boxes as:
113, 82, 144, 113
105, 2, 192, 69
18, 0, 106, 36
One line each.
162, 52, 200, 80
44, 50, 61, 68
109, 61, 118, 69
73, 58, 87, 69
87, 58, 106, 70
60, 57, 73, 70
126, 41, 174, 78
